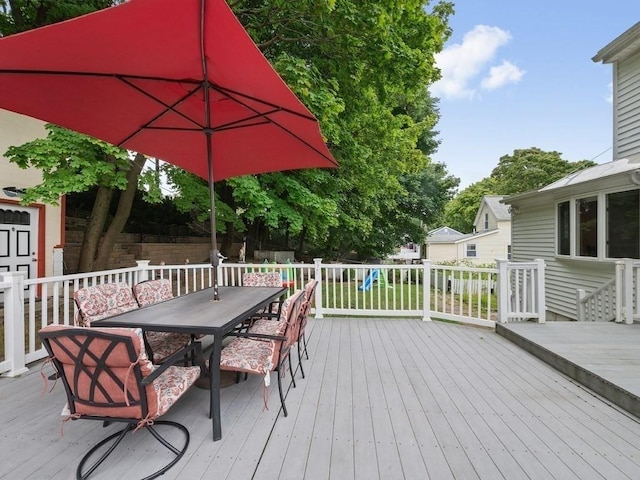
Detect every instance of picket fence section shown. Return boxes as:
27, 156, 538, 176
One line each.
0, 258, 545, 376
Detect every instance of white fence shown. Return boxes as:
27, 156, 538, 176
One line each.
0, 258, 546, 376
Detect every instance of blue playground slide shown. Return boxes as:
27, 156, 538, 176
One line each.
358, 269, 379, 291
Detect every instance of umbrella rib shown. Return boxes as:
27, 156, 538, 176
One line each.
0, 70, 331, 160
210, 85, 337, 164
212, 83, 317, 122
115, 77, 205, 146
0, 69, 200, 85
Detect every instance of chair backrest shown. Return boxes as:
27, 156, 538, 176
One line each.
39, 325, 159, 420
73, 282, 138, 326
242, 271, 283, 287
279, 289, 305, 352
299, 279, 318, 336
133, 279, 174, 307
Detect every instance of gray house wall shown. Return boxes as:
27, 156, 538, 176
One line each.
616, 53, 640, 159
507, 167, 640, 320
593, 21, 640, 160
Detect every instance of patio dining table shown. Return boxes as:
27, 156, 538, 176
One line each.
93, 285, 287, 441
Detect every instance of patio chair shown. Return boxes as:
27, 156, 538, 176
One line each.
133, 279, 194, 361
39, 324, 203, 480
74, 282, 188, 364
220, 289, 304, 417
73, 282, 139, 327
235, 271, 284, 331
296, 279, 318, 378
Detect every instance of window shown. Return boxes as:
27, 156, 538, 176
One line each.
484, 213, 489, 230
607, 190, 639, 258
555, 189, 640, 260
466, 244, 477, 257
507, 245, 512, 260
577, 196, 597, 257
557, 201, 570, 255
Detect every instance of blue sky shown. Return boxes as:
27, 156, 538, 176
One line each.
430, 1, 639, 189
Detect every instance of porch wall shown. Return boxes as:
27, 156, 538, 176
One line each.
511, 199, 616, 320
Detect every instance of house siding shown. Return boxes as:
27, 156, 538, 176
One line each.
511, 191, 621, 320
616, 53, 640, 159
0, 110, 62, 277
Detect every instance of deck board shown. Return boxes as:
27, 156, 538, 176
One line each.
3, 318, 640, 479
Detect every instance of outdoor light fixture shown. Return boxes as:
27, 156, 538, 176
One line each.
2, 186, 25, 198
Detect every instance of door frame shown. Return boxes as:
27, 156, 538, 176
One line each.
0, 199, 46, 279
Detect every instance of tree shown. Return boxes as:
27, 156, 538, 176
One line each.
443, 148, 597, 232
1, 1, 161, 272
4, 0, 457, 264
226, 0, 455, 259
444, 177, 498, 233
5, 125, 161, 271
0, 0, 119, 36
490, 147, 596, 195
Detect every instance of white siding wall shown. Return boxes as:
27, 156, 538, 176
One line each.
616, 52, 640, 159
465, 227, 511, 265
0, 110, 63, 277
426, 243, 460, 263
512, 198, 616, 320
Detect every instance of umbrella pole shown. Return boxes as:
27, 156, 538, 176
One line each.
207, 130, 220, 301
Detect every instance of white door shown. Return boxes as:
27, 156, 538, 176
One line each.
0, 205, 39, 280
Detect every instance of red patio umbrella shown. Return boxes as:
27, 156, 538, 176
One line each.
0, 0, 338, 300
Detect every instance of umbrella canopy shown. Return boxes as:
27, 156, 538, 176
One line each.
0, 0, 338, 299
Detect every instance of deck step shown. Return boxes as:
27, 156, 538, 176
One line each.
496, 322, 640, 419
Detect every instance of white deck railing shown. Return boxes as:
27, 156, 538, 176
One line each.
0, 258, 545, 376
496, 259, 546, 323
577, 259, 640, 324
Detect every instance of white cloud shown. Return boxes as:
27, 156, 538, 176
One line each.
430, 25, 523, 100
480, 60, 525, 90
606, 82, 613, 103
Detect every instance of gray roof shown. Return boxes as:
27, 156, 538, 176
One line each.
482, 195, 511, 221
593, 21, 640, 64
503, 157, 640, 203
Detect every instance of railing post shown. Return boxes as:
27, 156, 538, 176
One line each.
576, 289, 586, 321
2, 272, 29, 377
422, 259, 431, 321
623, 259, 634, 324
496, 259, 509, 323
217, 256, 225, 287
313, 258, 323, 319
136, 260, 150, 283
535, 258, 546, 323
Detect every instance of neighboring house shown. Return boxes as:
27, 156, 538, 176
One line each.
387, 242, 421, 262
502, 22, 640, 321
425, 196, 511, 265
0, 109, 63, 280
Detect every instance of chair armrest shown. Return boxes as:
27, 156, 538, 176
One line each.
227, 332, 287, 342
142, 341, 205, 385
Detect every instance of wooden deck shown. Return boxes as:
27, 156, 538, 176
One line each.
2, 318, 640, 479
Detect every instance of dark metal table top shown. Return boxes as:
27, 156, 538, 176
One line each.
94, 286, 287, 335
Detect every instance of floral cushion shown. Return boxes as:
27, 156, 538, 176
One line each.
133, 279, 174, 307
145, 331, 191, 363
74, 282, 139, 327
242, 272, 283, 287
40, 324, 200, 419
151, 364, 201, 417
220, 336, 277, 378
221, 290, 303, 383
248, 318, 287, 337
